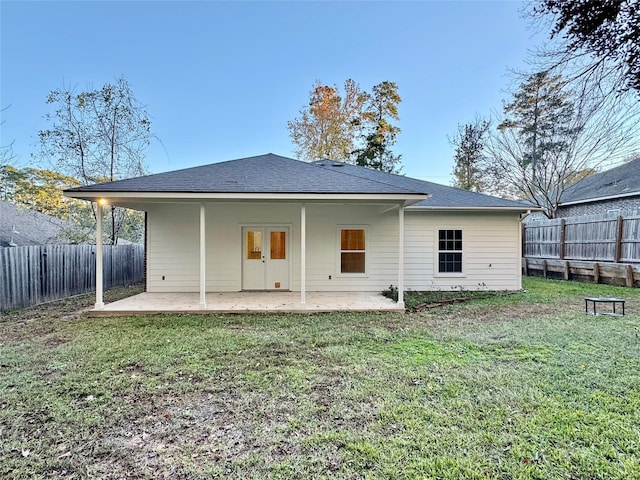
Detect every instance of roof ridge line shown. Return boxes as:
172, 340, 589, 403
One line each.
312, 159, 427, 195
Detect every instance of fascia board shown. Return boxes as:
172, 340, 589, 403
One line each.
64, 191, 429, 203
406, 205, 534, 212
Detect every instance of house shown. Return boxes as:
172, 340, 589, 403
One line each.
557, 158, 640, 218
64, 153, 530, 312
0, 200, 73, 247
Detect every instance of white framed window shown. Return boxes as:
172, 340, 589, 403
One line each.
436, 228, 464, 275
338, 227, 367, 275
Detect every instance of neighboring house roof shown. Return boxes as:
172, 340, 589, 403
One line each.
64, 153, 530, 210
0, 200, 72, 247
560, 158, 640, 206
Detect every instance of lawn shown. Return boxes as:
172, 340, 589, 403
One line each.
1, 278, 639, 479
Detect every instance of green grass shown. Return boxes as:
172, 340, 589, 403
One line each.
1, 277, 640, 478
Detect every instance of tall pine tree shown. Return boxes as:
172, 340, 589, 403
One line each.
450, 118, 490, 191
485, 71, 584, 217
354, 81, 403, 173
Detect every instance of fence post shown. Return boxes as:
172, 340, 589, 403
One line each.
593, 262, 600, 284
615, 215, 623, 263
559, 219, 566, 260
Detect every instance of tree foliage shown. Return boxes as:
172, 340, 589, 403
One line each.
287, 79, 366, 162
288, 79, 402, 172
36, 77, 151, 244
0, 165, 79, 217
0, 165, 96, 243
532, 0, 640, 93
354, 81, 403, 173
485, 70, 638, 218
498, 71, 580, 170
449, 117, 490, 191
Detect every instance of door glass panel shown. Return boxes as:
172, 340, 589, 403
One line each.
246, 230, 262, 259
270, 231, 286, 259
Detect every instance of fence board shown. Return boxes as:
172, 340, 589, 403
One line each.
524, 214, 640, 264
0, 244, 144, 311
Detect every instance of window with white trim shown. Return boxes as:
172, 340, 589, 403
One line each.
340, 228, 366, 274
438, 229, 462, 273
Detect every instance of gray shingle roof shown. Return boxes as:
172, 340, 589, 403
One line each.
312, 160, 530, 209
561, 158, 640, 205
64, 153, 529, 209
64, 153, 423, 195
0, 201, 72, 247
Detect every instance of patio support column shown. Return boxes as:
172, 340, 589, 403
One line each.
300, 203, 306, 306
95, 201, 104, 309
397, 204, 405, 308
199, 203, 207, 308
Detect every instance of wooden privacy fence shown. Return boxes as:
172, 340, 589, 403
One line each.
0, 244, 144, 311
523, 214, 640, 263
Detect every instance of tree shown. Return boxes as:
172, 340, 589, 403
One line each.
37, 77, 152, 244
288, 79, 366, 162
353, 81, 403, 173
1, 105, 17, 169
449, 117, 490, 191
0, 165, 99, 244
484, 70, 639, 218
0, 165, 80, 217
288, 79, 403, 172
499, 71, 579, 169
532, 0, 640, 93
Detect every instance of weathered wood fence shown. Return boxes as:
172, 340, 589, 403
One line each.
522, 258, 640, 287
523, 214, 640, 263
0, 244, 144, 311
523, 213, 640, 287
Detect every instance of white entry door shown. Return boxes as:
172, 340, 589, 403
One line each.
242, 227, 289, 290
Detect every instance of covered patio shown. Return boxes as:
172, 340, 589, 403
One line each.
88, 291, 403, 317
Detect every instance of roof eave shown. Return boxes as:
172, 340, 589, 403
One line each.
63, 191, 429, 204
407, 205, 535, 212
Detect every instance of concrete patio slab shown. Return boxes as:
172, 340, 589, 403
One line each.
88, 291, 403, 316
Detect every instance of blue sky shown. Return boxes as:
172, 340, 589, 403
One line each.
1, 0, 547, 184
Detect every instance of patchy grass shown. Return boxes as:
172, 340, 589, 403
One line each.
1, 278, 640, 478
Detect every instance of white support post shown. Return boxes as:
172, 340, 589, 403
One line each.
300, 203, 306, 306
199, 203, 207, 308
95, 202, 104, 309
397, 204, 405, 308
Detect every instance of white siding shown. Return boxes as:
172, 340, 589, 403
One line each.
147, 204, 200, 292
405, 210, 522, 291
147, 203, 301, 292
146, 203, 522, 293
304, 204, 400, 291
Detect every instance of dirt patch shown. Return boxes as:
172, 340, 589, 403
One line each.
43, 336, 70, 348
89, 390, 299, 477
